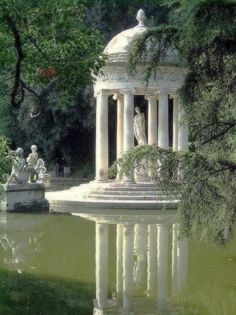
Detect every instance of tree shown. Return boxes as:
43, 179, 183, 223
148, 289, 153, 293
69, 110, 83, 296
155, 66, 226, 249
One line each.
0, 0, 166, 167
0, 136, 11, 183
0, 0, 104, 107
128, 0, 236, 244
0, 0, 105, 166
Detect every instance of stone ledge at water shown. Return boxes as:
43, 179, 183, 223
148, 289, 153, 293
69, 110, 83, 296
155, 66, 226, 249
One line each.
0, 183, 49, 212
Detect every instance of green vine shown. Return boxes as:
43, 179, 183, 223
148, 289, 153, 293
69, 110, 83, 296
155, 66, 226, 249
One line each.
109, 145, 186, 195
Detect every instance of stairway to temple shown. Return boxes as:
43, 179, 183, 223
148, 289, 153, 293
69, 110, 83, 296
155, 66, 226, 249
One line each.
46, 181, 181, 211
77, 182, 181, 202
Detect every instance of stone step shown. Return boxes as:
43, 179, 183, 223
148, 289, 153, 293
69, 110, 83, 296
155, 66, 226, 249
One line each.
83, 194, 180, 201
85, 190, 179, 197
94, 187, 178, 192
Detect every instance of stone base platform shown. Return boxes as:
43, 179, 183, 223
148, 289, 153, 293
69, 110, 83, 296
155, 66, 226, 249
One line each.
46, 180, 181, 212
0, 183, 49, 212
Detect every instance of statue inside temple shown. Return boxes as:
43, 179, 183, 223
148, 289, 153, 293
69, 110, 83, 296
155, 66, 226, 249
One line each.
134, 106, 147, 145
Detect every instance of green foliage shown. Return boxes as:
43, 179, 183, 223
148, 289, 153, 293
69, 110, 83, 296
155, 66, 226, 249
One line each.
110, 145, 183, 196
73, 161, 95, 179
0, 136, 11, 183
0, 0, 106, 166
128, 0, 236, 244
0, 0, 104, 101
0, 268, 94, 315
0, 0, 166, 168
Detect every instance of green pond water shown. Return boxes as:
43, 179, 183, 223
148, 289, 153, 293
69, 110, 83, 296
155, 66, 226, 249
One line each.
0, 212, 235, 315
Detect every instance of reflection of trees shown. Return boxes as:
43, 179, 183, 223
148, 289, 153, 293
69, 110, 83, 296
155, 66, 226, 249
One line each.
0, 213, 47, 274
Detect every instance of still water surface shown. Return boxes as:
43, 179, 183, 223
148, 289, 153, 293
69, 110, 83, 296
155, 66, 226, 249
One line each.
0, 212, 235, 315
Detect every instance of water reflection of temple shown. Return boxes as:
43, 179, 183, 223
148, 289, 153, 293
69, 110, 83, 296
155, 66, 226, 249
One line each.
78, 211, 188, 315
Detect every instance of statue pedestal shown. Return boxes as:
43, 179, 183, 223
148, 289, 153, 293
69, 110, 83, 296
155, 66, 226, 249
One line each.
0, 183, 49, 212
134, 157, 151, 183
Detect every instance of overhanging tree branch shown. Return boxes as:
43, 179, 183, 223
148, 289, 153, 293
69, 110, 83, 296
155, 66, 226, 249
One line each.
5, 15, 24, 107
201, 122, 236, 145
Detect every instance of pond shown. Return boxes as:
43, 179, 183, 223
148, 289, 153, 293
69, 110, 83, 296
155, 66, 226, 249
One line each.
0, 212, 235, 315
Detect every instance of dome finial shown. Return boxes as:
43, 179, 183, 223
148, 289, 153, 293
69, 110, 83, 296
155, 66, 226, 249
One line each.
136, 9, 147, 27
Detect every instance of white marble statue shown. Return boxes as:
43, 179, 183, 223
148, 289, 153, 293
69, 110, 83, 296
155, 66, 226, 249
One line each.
134, 106, 147, 145
6, 148, 38, 185
35, 158, 47, 175
26, 145, 38, 167
26, 145, 47, 176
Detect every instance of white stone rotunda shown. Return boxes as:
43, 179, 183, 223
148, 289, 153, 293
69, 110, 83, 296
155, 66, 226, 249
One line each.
47, 9, 188, 211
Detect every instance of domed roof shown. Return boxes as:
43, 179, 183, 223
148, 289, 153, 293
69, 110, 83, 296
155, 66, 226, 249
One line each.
104, 9, 147, 56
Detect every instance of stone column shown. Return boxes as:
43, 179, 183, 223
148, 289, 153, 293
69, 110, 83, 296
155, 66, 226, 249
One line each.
123, 89, 135, 152
114, 94, 124, 180
123, 224, 134, 311
147, 224, 157, 297
158, 89, 169, 148
122, 89, 135, 182
177, 238, 188, 291
116, 224, 123, 299
116, 95, 124, 159
171, 223, 178, 295
96, 90, 109, 181
146, 95, 157, 145
178, 100, 188, 151
95, 222, 108, 309
157, 224, 169, 312
172, 94, 178, 151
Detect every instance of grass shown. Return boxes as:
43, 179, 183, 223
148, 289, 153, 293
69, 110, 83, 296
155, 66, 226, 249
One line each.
0, 268, 94, 315
170, 285, 236, 315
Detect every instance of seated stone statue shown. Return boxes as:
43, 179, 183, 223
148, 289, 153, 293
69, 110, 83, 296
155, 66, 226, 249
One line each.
6, 148, 38, 185
35, 158, 47, 174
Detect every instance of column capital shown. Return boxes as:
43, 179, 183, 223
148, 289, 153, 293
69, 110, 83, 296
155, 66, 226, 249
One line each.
96, 89, 111, 97
145, 94, 157, 101
156, 223, 170, 228
120, 88, 136, 95
158, 88, 170, 94
113, 93, 124, 101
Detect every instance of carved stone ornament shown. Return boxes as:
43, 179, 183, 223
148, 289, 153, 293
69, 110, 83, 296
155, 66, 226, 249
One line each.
97, 70, 184, 83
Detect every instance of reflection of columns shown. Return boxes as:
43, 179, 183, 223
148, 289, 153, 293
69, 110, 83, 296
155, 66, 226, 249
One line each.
157, 224, 169, 311
178, 101, 188, 151
116, 224, 123, 298
171, 223, 178, 295
177, 238, 188, 291
172, 95, 178, 151
158, 89, 169, 148
146, 95, 157, 145
134, 224, 148, 288
95, 223, 108, 309
147, 224, 157, 297
96, 90, 109, 181
116, 95, 124, 159
123, 224, 134, 311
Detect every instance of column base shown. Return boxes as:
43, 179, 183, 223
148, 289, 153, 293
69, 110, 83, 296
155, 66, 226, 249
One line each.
94, 178, 110, 183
